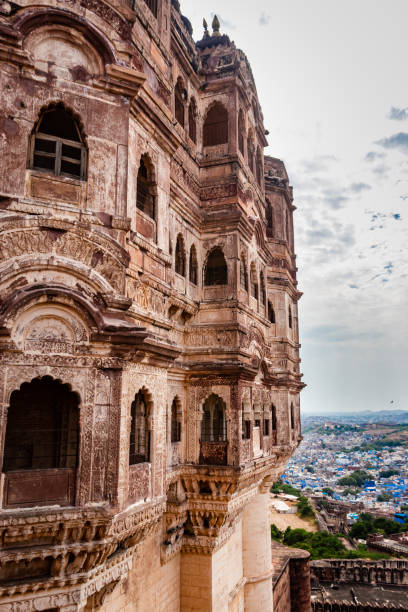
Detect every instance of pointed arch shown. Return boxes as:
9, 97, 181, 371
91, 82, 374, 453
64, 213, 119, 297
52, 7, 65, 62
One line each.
136, 154, 156, 220
240, 253, 248, 291
129, 388, 152, 464
238, 108, 245, 156
268, 301, 275, 324
250, 262, 258, 299
175, 233, 186, 277
266, 199, 274, 238
203, 102, 228, 146
189, 243, 198, 285
29, 102, 87, 180
204, 247, 228, 286
188, 97, 197, 143
201, 394, 226, 442
171, 396, 181, 443
260, 270, 266, 306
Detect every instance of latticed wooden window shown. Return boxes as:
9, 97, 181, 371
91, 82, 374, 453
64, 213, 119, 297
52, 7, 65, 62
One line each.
189, 244, 198, 285
30, 104, 87, 180
250, 266, 258, 299
204, 247, 228, 286
129, 391, 150, 464
201, 394, 226, 442
136, 156, 155, 219
266, 200, 274, 237
175, 234, 186, 276
171, 399, 181, 443
203, 103, 228, 147
188, 99, 197, 143
272, 405, 277, 431
144, 0, 158, 17
238, 109, 245, 155
240, 255, 248, 290
260, 271, 266, 305
268, 301, 275, 324
175, 79, 185, 127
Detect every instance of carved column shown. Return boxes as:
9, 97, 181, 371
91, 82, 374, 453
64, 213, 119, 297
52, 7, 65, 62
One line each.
242, 491, 273, 611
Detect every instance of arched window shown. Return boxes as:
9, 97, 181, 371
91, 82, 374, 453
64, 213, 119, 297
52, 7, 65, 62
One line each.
136, 155, 155, 219
271, 404, 277, 432
240, 254, 248, 291
30, 103, 87, 179
266, 200, 274, 238
256, 148, 263, 186
175, 234, 186, 277
2, 376, 79, 507
203, 103, 228, 147
188, 98, 197, 143
201, 394, 226, 442
204, 247, 228, 286
189, 244, 198, 285
238, 109, 245, 156
247, 134, 254, 173
268, 301, 275, 324
175, 78, 185, 127
290, 403, 295, 430
129, 390, 150, 464
260, 271, 266, 306
288, 305, 293, 329
250, 264, 258, 299
171, 398, 181, 443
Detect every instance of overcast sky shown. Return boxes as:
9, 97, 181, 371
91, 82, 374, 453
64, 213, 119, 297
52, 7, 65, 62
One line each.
181, 1, 408, 414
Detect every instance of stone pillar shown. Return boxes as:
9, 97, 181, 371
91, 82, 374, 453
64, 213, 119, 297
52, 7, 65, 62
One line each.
180, 552, 212, 611
242, 492, 273, 611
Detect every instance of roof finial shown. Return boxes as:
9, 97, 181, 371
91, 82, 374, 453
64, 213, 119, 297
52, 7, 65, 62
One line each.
212, 14, 221, 37
203, 18, 210, 38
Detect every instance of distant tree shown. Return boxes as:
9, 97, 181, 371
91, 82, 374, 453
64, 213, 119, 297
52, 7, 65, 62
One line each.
306, 466, 315, 473
297, 496, 315, 518
377, 493, 392, 502
271, 523, 283, 542
322, 487, 335, 497
379, 469, 400, 478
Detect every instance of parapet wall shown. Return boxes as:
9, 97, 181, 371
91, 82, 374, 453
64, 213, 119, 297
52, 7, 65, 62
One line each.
311, 558, 408, 588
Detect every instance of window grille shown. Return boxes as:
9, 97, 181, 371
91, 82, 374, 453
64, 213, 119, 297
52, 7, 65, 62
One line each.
30, 106, 86, 180
3, 376, 79, 472
129, 391, 150, 464
189, 245, 198, 285
203, 103, 228, 147
201, 394, 226, 442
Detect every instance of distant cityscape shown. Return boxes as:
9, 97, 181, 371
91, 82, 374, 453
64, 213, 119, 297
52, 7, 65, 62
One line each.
280, 410, 408, 521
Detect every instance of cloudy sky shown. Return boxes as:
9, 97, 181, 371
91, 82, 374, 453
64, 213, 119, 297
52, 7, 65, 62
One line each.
181, 0, 408, 414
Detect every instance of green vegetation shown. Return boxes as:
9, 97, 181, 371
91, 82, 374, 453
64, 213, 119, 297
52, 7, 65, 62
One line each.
342, 488, 361, 497
377, 493, 393, 502
297, 496, 315, 518
305, 466, 315, 473
270, 481, 301, 497
338, 470, 371, 487
270, 526, 390, 561
350, 513, 408, 539
350, 440, 404, 452
322, 487, 335, 498
400, 504, 408, 511
379, 469, 400, 478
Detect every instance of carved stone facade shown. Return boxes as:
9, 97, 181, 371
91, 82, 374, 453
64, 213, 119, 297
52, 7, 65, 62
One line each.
0, 1, 303, 610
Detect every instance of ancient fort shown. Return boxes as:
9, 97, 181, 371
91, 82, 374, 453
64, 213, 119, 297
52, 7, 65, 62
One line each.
0, 0, 304, 609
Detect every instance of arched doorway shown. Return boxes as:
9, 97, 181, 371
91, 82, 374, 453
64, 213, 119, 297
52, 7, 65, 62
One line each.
2, 376, 79, 508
